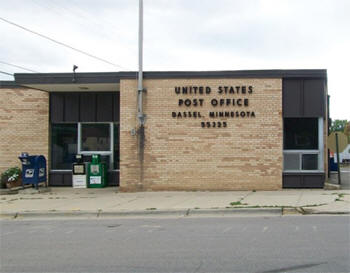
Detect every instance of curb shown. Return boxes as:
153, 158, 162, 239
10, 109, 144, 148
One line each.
0, 208, 282, 219
2, 207, 349, 219
188, 208, 282, 216
301, 208, 350, 215
0, 184, 45, 195
0, 210, 100, 219
99, 209, 189, 218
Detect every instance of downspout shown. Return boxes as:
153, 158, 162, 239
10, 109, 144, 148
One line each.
137, 0, 146, 185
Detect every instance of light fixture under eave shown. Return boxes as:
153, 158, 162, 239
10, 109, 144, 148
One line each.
79, 86, 89, 90
72, 65, 78, 82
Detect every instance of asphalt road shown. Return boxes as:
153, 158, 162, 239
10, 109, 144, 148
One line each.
1, 216, 349, 273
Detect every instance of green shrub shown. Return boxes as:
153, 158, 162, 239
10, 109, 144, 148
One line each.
0, 167, 21, 188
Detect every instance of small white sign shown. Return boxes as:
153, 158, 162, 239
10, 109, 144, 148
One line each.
25, 169, 34, 178
90, 176, 101, 185
39, 168, 45, 177
73, 175, 87, 188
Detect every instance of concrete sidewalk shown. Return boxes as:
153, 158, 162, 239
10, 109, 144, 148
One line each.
329, 165, 350, 189
1, 187, 349, 219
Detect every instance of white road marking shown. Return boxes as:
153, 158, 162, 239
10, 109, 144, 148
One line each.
141, 225, 162, 228
262, 226, 268, 232
127, 228, 137, 233
295, 226, 300, 231
222, 227, 232, 233
313, 226, 317, 231
65, 229, 74, 234
2, 231, 16, 236
106, 229, 118, 233
141, 225, 163, 233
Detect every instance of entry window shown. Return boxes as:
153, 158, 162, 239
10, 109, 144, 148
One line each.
284, 118, 318, 150
78, 123, 117, 171
51, 124, 77, 170
81, 124, 111, 152
51, 123, 119, 171
283, 118, 323, 172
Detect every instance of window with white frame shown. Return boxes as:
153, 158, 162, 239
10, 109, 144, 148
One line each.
78, 123, 114, 170
51, 122, 119, 171
283, 118, 323, 172
80, 123, 111, 152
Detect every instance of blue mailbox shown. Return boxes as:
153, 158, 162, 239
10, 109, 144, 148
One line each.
18, 152, 47, 189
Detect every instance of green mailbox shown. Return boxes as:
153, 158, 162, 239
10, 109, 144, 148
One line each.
87, 155, 107, 188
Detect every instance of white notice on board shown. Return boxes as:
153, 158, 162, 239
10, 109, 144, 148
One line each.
90, 176, 101, 184
73, 175, 87, 188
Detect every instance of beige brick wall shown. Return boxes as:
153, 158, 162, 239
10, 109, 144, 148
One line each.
0, 88, 49, 174
120, 78, 283, 191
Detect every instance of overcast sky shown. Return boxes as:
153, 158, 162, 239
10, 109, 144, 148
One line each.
1, 0, 349, 119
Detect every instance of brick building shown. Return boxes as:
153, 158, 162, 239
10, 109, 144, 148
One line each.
0, 70, 328, 191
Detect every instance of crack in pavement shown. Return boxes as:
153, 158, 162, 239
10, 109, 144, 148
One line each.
257, 262, 327, 273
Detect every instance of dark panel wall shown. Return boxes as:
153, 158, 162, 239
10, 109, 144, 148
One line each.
303, 80, 325, 117
80, 93, 96, 122
50, 93, 64, 122
283, 173, 325, 188
97, 93, 114, 121
50, 92, 119, 122
65, 93, 79, 122
49, 172, 72, 186
283, 79, 302, 117
113, 93, 120, 122
108, 171, 120, 186
49, 171, 119, 187
283, 79, 326, 117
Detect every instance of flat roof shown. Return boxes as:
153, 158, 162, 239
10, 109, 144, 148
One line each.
15, 69, 327, 84
0, 81, 22, 88
10, 69, 327, 92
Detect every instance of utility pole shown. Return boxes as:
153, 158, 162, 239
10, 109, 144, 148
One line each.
137, 0, 146, 181
137, 0, 145, 126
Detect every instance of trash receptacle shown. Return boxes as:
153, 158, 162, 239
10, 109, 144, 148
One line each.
87, 154, 107, 188
72, 154, 87, 188
18, 152, 47, 189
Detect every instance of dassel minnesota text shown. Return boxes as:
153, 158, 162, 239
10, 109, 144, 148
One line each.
172, 85, 255, 128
